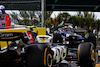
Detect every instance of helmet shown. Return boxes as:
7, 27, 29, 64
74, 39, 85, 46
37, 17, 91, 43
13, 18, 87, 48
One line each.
0, 5, 5, 14
0, 5, 5, 9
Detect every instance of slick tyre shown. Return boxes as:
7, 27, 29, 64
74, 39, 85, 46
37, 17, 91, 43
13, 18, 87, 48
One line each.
78, 42, 95, 67
25, 43, 53, 67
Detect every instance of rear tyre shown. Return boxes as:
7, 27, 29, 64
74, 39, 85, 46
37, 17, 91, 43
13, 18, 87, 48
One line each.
78, 42, 95, 67
25, 43, 53, 67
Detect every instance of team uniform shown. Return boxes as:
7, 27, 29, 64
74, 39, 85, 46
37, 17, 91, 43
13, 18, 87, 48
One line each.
0, 5, 11, 29
0, 13, 11, 29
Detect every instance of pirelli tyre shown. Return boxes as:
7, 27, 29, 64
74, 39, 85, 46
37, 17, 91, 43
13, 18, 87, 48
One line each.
25, 43, 53, 67
78, 42, 95, 67
53, 34, 63, 43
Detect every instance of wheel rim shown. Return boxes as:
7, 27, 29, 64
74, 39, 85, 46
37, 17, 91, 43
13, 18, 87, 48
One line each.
91, 45, 95, 62
77, 44, 80, 61
44, 47, 53, 67
44, 48, 48, 66
47, 54, 52, 67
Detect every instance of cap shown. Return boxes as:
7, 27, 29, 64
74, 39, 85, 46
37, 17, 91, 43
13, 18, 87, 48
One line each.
0, 5, 5, 9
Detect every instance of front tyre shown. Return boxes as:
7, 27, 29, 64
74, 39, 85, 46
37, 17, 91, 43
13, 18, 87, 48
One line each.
78, 42, 95, 67
44, 47, 53, 67
25, 43, 53, 67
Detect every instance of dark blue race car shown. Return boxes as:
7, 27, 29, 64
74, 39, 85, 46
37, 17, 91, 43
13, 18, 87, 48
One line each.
52, 26, 96, 67
53, 27, 85, 48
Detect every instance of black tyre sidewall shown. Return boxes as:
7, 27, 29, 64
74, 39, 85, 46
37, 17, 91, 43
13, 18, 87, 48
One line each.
78, 42, 95, 67
25, 43, 53, 67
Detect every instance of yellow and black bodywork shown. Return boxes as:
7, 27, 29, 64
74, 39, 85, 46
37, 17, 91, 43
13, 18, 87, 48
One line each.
0, 27, 46, 50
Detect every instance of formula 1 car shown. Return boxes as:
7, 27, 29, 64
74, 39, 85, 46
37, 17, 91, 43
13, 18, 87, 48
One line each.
52, 27, 96, 67
0, 27, 68, 67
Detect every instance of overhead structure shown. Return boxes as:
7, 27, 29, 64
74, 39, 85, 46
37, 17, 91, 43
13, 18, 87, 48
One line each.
46, 0, 100, 11
0, 0, 41, 10
0, 0, 100, 11
0, 0, 100, 27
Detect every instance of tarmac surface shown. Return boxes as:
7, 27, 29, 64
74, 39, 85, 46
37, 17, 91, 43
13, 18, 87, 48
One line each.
70, 63, 80, 67
58, 45, 100, 67
59, 60, 80, 67
70, 63, 100, 67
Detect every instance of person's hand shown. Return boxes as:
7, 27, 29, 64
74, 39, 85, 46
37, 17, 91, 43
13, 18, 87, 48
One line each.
18, 39, 26, 48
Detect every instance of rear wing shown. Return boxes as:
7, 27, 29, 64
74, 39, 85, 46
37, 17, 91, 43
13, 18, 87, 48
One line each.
0, 32, 23, 50
0, 27, 46, 35
0, 32, 23, 41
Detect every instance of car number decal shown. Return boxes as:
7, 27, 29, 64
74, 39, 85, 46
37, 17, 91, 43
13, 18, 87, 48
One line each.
26, 31, 34, 43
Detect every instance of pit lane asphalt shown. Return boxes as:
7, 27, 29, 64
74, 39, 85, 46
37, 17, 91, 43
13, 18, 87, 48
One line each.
70, 45, 100, 67
58, 45, 100, 67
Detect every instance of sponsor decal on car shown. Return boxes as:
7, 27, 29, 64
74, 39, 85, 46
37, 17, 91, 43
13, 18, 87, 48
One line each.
0, 33, 13, 37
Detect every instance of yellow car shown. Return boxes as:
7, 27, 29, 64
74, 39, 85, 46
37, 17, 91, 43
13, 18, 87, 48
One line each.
0, 27, 46, 51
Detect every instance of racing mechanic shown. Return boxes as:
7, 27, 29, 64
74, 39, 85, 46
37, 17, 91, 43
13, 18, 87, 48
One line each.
0, 5, 11, 29
85, 30, 96, 48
